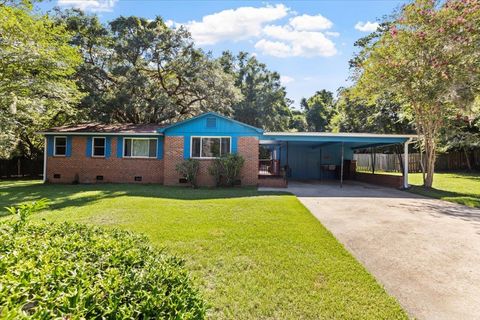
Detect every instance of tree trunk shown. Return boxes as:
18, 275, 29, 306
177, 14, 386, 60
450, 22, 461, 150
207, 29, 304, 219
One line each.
423, 135, 436, 188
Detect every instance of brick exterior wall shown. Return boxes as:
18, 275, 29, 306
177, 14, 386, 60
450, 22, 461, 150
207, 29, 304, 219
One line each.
163, 136, 186, 186
163, 136, 259, 187
47, 135, 259, 186
237, 137, 259, 186
46, 136, 163, 184
354, 172, 404, 189
258, 176, 287, 188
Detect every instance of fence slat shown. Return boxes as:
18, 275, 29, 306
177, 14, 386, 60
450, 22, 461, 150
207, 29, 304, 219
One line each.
354, 150, 478, 173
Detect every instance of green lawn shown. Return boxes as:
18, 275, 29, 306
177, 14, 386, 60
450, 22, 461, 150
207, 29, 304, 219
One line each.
408, 171, 480, 208
357, 170, 480, 208
0, 180, 407, 319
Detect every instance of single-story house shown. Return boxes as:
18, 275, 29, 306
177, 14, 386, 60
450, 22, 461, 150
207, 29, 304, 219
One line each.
38, 112, 415, 188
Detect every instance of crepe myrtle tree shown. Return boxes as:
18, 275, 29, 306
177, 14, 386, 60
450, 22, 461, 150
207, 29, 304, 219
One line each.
351, 0, 480, 188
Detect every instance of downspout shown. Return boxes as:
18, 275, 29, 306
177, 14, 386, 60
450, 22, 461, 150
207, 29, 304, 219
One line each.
43, 136, 47, 183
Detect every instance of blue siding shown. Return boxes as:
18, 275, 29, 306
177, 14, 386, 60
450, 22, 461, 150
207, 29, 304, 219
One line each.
164, 114, 262, 136
86, 137, 92, 157
66, 136, 72, 157
105, 137, 111, 159
47, 136, 54, 156
117, 136, 123, 158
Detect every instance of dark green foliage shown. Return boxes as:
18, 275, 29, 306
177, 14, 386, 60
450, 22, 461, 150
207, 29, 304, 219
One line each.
176, 159, 200, 188
208, 154, 244, 187
330, 89, 414, 134
56, 11, 239, 125
0, 222, 206, 319
303, 90, 335, 132
218, 51, 292, 131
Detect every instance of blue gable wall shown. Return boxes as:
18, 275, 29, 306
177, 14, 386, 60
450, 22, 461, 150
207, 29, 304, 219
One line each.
162, 113, 263, 159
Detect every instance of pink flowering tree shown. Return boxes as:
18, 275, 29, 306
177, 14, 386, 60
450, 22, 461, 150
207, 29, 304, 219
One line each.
351, 0, 480, 187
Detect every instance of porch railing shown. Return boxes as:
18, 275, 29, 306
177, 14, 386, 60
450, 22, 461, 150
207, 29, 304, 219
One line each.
259, 159, 281, 176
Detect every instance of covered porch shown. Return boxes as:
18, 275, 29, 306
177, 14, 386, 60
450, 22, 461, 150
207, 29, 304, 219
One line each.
258, 132, 415, 189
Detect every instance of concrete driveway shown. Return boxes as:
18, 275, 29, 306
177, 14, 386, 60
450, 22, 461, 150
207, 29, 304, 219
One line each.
260, 181, 480, 320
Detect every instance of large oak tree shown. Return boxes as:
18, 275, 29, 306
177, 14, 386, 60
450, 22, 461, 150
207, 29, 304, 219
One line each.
60, 11, 241, 124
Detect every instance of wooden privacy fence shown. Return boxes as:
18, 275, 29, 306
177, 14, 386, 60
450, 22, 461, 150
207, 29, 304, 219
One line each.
0, 158, 43, 179
354, 150, 480, 173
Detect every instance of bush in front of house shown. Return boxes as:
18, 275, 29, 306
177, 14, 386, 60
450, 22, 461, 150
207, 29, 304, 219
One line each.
176, 159, 200, 188
208, 154, 245, 187
0, 221, 206, 319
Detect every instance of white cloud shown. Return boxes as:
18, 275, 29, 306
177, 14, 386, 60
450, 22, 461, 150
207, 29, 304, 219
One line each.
354, 21, 379, 32
164, 19, 175, 28
181, 4, 289, 45
57, 0, 118, 12
289, 14, 332, 31
325, 31, 340, 37
255, 39, 292, 58
280, 75, 294, 85
255, 25, 337, 58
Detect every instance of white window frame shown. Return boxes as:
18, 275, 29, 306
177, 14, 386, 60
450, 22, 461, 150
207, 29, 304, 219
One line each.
190, 136, 232, 159
123, 137, 158, 159
92, 137, 106, 158
53, 136, 67, 157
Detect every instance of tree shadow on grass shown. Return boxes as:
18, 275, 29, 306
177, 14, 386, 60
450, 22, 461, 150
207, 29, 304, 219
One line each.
408, 185, 480, 209
0, 181, 289, 213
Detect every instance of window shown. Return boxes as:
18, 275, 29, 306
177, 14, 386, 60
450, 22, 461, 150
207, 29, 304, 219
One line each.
92, 137, 106, 157
54, 137, 67, 156
191, 137, 231, 158
123, 138, 157, 158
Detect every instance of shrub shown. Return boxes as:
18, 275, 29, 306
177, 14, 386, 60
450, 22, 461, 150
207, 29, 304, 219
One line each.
4, 198, 49, 231
176, 159, 200, 188
208, 158, 223, 187
0, 222, 206, 319
208, 154, 245, 187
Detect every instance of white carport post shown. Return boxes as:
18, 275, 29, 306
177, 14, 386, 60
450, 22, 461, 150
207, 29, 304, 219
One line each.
340, 142, 344, 188
403, 140, 410, 189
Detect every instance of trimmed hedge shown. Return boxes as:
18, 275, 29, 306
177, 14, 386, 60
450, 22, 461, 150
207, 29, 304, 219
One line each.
0, 222, 206, 319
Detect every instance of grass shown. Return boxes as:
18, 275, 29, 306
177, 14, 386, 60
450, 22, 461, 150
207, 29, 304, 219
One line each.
0, 180, 407, 319
357, 170, 480, 207
408, 171, 480, 208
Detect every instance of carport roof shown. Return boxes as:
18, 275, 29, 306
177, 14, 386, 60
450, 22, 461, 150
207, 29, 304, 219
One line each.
261, 132, 416, 148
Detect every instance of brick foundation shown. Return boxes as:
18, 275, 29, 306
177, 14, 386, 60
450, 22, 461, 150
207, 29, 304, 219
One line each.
258, 176, 287, 188
354, 172, 404, 189
46, 136, 163, 184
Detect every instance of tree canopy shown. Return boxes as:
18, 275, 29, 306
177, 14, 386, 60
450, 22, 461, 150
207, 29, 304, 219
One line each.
59, 11, 241, 125
219, 51, 292, 131
0, 4, 83, 159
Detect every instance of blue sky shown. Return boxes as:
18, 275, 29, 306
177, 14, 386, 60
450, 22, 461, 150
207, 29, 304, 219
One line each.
39, 0, 405, 108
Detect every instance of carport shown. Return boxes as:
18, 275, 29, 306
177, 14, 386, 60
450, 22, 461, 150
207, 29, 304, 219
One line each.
259, 132, 416, 188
